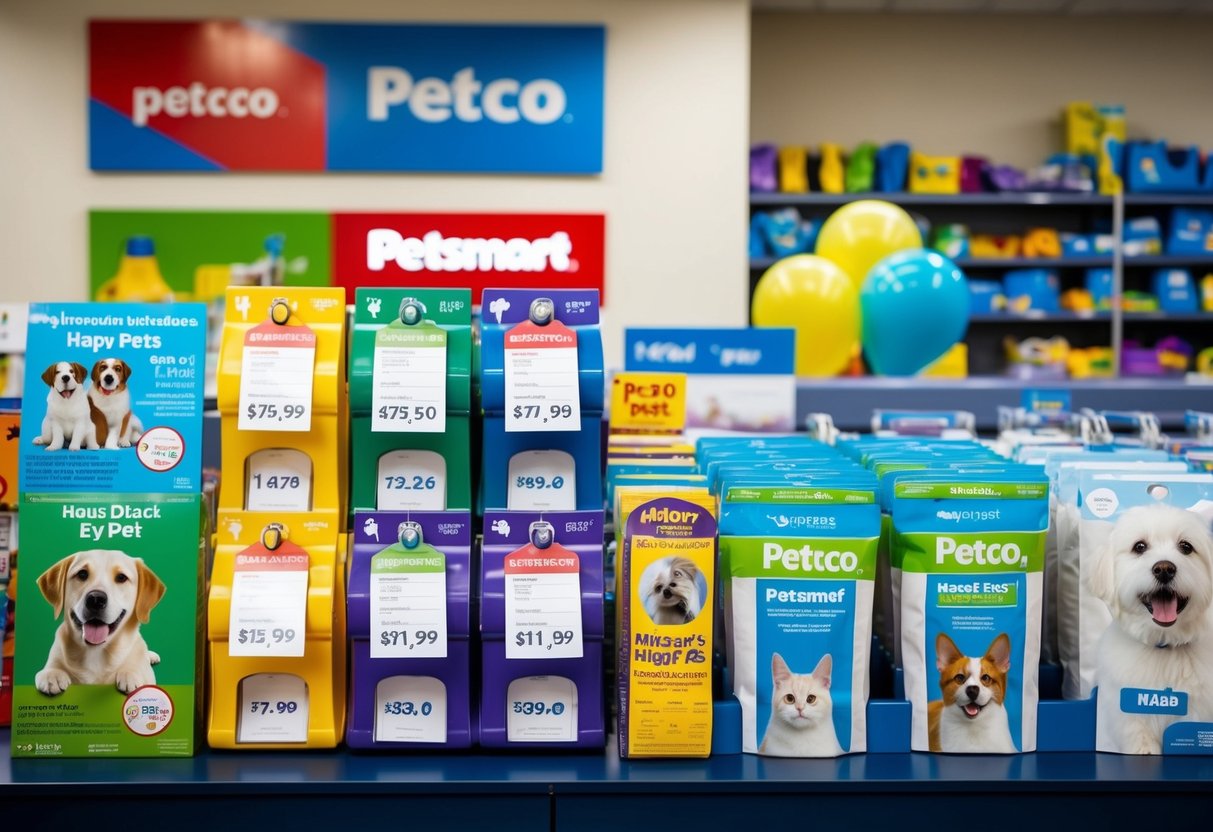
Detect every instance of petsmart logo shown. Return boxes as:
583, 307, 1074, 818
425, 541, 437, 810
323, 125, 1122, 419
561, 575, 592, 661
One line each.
633, 341, 697, 365
131, 83, 280, 127
368, 67, 566, 125
367, 229, 573, 273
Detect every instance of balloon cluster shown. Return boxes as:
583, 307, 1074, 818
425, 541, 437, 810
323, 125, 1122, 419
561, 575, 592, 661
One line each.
751, 200, 970, 377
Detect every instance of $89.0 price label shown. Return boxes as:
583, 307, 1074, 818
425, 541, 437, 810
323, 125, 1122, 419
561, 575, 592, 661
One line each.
239, 320, 316, 432
375, 675, 447, 743
507, 450, 575, 511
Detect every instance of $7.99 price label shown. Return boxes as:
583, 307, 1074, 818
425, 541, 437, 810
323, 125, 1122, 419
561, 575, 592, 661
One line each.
239, 320, 316, 432
228, 541, 309, 658
504, 543, 583, 660
504, 319, 580, 433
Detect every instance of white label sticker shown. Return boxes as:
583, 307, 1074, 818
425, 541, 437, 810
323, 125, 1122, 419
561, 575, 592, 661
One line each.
507, 450, 576, 511
370, 546, 447, 659
504, 319, 581, 432
371, 322, 447, 434
505, 542, 583, 659
238, 320, 316, 432
0, 512, 14, 580
238, 673, 309, 743
375, 675, 447, 743
246, 448, 313, 511
1087, 487, 1120, 519
228, 543, 309, 658
506, 675, 578, 742
377, 449, 447, 510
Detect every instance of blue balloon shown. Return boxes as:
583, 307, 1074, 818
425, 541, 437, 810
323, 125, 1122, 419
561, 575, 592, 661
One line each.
860, 249, 969, 376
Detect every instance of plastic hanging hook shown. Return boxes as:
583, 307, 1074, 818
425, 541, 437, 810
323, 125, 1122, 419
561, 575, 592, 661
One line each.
529, 520, 555, 550
399, 298, 425, 326
529, 297, 555, 326
261, 522, 288, 551
269, 297, 292, 326
397, 521, 423, 549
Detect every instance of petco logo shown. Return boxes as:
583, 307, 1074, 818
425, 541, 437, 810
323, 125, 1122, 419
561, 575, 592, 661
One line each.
368, 67, 566, 125
763, 542, 858, 573
633, 341, 696, 365
936, 536, 1023, 567
367, 229, 573, 273
132, 83, 280, 127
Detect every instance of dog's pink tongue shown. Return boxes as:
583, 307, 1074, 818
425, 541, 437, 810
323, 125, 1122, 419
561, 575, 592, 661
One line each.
1153, 595, 1179, 624
83, 622, 109, 645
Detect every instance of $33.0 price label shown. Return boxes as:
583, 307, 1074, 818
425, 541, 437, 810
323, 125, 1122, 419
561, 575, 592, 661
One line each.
238, 673, 309, 743
506, 675, 577, 743
503, 319, 580, 433
507, 450, 575, 511
228, 541, 308, 658
375, 675, 447, 743
239, 319, 316, 432
504, 542, 583, 660
370, 544, 447, 659
378, 449, 446, 511
246, 448, 312, 511
371, 321, 447, 434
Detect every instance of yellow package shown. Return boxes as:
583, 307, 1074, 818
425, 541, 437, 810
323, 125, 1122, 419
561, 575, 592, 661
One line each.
819, 143, 845, 194
614, 486, 714, 601
909, 153, 960, 194
617, 496, 717, 758
778, 146, 810, 193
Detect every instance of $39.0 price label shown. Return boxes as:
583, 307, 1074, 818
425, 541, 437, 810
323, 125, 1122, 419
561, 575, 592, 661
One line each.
507, 450, 575, 511
377, 449, 446, 511
504, 319, 580, 433
375, 675, 447, 743
239, 320, 316, 432
505, 542, 583, 660
506, 675, 577, 743
370, 545, 447, 659
245, 448, 312, 511
371, 322, 447, 434
228, 541, 309, 658
238, 673, 309, 743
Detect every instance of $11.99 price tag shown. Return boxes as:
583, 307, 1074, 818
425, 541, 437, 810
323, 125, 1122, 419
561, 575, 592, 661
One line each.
228, 540, 309, 658
371, 321, 447, 434
505, 542, 583, 660
504, 319, 580, 433
239, 319, 316, 432
370, 545, 447, 659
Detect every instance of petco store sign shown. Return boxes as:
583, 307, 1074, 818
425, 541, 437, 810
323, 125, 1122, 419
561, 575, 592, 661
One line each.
89, 20, 604, 173
332, 213, 606, 302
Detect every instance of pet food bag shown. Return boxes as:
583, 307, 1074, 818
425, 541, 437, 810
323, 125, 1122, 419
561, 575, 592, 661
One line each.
894, 475, 1048, 753
720, 484, 879, 757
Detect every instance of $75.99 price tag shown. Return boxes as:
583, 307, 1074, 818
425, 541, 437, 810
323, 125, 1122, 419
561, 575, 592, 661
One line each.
239, 319, 316, 432
228, 541, 309, 658
504, 542, 583, 660
504, 319, 580, 433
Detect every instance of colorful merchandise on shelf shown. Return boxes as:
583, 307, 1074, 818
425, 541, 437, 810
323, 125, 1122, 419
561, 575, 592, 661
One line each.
1060, 289, 1096, 313
1067, 347, 1115, 379
1004, 269, 1061, 314
750, 144, 778, 193
1203, 275, 1213, 311
970, 235, 1021, 258
875, 142, 909, 193
930, 224, 970, 260
909, 153, 960, 195
778, 146, 809, 194
95, 237, 175, 303
1152, 269, 1200, 313
1167, 208, 1213, 254
1126, 142, 1203, 193
1022, 228, 1062, 259
1028, 154, 1093, 193
1123, 216, 1163, 257
1004, 336, 1070, 381
753, 209, 818, 258
819, 143, 845, 194
1122, 337, 1192, 377
845, 142, 878, 193
1085, 269, 1114, 309
1121, 291, 1160, 312
968, 280, 1005, 314
960, 157, 987, 194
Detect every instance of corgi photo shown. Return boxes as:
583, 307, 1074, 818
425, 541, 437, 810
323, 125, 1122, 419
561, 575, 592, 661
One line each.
32, 361, 98, 451
1090, 504, 1213, 754
643, 555, 703, 625
87, 358, 143, 449
759, 652, 844, 757
928, 632, 1017, 753
34, 549, 165, 696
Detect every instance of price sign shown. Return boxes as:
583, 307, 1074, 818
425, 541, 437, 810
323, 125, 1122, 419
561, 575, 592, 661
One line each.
507, 450, 576, 511
370, 546, 447, 659
609, 372, 687, 433
238, 319, 316, 432
505, 541, 583, 659
506, 675, 577, 742
371, 321, 447, 434
377, 449, 446, 511
238, 673, 309, 743
375, 675, 447, 743
228, 540, 308, 658
504, 319, 580, 432
245, 448, 312, 511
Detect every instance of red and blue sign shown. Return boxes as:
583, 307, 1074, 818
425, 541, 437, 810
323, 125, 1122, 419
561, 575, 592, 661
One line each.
89, 20, 605, 174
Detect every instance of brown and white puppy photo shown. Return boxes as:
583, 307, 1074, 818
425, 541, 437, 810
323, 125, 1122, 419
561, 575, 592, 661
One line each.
32, 361, 98, 451
87, 358, 143, 449
35, 549, 165, 696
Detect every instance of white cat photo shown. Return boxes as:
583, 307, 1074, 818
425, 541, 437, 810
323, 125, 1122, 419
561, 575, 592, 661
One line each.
759, 652, 844, 757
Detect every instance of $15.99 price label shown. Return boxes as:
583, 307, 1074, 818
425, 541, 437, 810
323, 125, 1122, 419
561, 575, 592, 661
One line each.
503, 319, 580, 433
370, 547, 448, 659
371, 322, 447, 434
228, 542, 309, 658
504, 544, 583, 660
239, 320, 316, 432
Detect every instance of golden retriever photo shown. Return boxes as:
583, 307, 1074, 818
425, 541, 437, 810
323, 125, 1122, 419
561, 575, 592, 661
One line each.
35, 549, 165, 696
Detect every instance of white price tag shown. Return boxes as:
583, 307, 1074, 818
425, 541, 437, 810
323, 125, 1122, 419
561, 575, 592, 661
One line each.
507, 450, 576, 511
238, 320, 315, 432
238, 673, 309, 743
505, 540, 583, 659
371, 321, 447, 434
228, 541, 308, 658
504, 319, 580, 432
377, 450, 446, 510
370, 545, 447, 659
375, 675, 447, 743
245, 448, 313, 511
0, 513, 14, 580
506, 675, 577, 743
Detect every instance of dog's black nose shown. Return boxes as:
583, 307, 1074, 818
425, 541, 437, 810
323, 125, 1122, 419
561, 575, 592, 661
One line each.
84, 590, 107, 611
965, 685, 980, 700
662, 588, 672, 599
103, 374, 114, 384
59, 374, 71, 382
1153, 561, 1177, 583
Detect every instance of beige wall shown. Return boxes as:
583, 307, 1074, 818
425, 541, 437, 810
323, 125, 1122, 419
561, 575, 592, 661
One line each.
0, 0, 751, 369
751, 12, 1213, 168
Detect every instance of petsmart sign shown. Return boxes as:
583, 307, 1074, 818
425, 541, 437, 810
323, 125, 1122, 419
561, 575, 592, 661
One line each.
89, 20, 605, 173
333, 213, 606, 302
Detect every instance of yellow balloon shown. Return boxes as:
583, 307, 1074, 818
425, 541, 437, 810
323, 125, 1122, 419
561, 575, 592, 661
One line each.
815, 200, 923, 288
752, 254, 859, 377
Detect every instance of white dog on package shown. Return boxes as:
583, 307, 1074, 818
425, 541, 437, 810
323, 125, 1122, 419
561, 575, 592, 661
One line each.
1089, 504, 1213, 754
33, 362, 98, 451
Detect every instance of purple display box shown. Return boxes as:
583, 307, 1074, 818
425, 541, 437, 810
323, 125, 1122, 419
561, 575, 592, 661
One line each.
348, 510, 476, 749
480, 510, 605, 749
